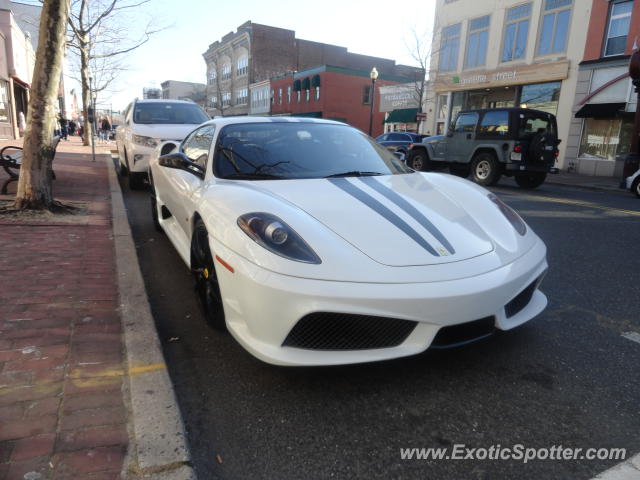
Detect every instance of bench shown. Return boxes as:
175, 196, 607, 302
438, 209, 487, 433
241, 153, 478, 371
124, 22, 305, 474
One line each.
0, 136, 61, 194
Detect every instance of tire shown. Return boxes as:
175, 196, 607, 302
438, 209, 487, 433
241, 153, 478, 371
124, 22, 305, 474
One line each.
191, 220, 226, 331
406, 149, 430, 171
471, 152, 501, 186
449, 163, 471, 178
128, 172, 146, 190
515, 172, 547, 189
632, 177, 640, 198
117, 150, 128, 176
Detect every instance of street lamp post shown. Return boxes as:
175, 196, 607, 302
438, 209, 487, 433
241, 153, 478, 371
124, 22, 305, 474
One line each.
368, 67, 379, 137
89, 76, 96, 162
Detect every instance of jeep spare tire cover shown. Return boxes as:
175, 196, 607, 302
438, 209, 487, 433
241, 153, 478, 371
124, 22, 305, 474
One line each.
529, 132, 557, 163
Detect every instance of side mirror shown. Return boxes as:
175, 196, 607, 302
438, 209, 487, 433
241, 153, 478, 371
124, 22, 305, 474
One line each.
158, 152, 205, 179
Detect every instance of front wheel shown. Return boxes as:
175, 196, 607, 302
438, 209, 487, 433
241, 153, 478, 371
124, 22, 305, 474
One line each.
191, 220, 226, 331
515, 172, 547, 189
471, 153, 501, 186
406, 149, 430, 171
632, 177, 640, 198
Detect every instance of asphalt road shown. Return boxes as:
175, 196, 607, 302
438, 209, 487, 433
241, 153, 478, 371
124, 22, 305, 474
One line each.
117, 168, 640, 480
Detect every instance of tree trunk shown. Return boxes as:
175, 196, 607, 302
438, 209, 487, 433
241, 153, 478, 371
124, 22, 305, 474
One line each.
80, 39, 92, 146
14, 0, 71, 210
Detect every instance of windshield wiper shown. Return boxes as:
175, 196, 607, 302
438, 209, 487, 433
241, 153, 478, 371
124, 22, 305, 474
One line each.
223, 172, 286, 180
325, 171, 384, 178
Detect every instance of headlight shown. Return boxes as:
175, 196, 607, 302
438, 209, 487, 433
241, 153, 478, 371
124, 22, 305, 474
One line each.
132, 134, 158, 148
237, 213, 321, 264
487, 193, 526, 236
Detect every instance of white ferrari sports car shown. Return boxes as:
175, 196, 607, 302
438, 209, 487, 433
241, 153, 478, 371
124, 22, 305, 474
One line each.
148, 117, 548, 366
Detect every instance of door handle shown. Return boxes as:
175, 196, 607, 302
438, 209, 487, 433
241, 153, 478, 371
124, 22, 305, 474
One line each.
466, 133, 472, 139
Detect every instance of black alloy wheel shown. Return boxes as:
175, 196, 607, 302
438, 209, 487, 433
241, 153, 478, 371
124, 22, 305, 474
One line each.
191, 220, 226, 331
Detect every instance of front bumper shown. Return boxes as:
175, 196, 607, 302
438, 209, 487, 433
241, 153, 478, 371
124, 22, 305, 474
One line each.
212, 238, 548, 366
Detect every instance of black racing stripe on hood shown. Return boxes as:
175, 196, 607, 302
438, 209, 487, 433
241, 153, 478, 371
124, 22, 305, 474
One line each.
328, 178, 439, 257
357, 176, 456, 255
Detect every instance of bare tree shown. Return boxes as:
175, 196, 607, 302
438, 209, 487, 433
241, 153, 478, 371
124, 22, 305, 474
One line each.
15, 0, 70, 210
67, 0, 162, 145
405, 26, 434, 132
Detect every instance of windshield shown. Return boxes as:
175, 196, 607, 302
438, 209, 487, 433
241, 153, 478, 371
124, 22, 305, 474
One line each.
133, 102, 209, 125
213, 122, 412, 180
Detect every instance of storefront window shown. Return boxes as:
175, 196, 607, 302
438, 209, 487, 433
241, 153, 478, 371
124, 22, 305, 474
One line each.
0, 81, 9, 123
466, 86, 516, 110
519, 81, 561, 114
450, 91, 465, 124
579, 118, 621, 161
437, 94, 448, 120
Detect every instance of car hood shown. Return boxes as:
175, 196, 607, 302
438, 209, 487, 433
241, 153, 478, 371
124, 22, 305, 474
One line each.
253, 174, 495, 267
132, 123, 198, 141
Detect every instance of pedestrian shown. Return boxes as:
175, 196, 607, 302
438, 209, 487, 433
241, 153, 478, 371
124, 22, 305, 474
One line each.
69, 120, 76, 136
58, 114, 69, 140
18, 111, 26, 136
100, 117, 111, 143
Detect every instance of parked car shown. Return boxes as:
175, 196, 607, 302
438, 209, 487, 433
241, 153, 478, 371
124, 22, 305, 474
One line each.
115, 99, 209, 189
625, 168, 640, 198
148, 116, 548, 366
375, 132, 424, 156
406, 108, 560, 189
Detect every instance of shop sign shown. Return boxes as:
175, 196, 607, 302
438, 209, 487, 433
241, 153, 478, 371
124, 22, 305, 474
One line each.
434, 60, 569, 92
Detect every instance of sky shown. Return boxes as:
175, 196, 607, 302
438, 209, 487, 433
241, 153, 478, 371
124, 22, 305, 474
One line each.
70, 0, 436, 112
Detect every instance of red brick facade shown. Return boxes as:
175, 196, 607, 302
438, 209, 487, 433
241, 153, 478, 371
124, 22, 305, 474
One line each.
270, 68, 403, 137
583, 0, 640, 61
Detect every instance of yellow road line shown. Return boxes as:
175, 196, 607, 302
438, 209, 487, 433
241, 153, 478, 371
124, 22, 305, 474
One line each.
506, 192, 640, 217
128, 363, 167, 376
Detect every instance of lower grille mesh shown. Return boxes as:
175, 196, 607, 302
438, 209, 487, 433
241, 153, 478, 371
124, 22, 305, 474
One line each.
282, 312, 418, 350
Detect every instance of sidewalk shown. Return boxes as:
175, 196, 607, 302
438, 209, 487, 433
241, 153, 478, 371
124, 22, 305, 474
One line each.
0, 136, 192, 479
545, 170, 624, 192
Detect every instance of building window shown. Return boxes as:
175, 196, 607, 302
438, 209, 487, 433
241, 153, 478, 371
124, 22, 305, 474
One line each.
237, 56, 248, 76
210, 96, 217, 108
305, 89, 310, 102
271, 88, 274, 105
222, 92, 231, 107
439, 23, 461, 72
315, 86, 320, 101
287, 86, 291, 103
362, 85, 372, 105
465, 15, 490, 68
579, 118, 622, 161
297, 90, 301, 103
519, 81, 561, 114
236, 88, 248, 105
502, 3, 532, 62
537, 0, 572, 55
208, 70, 217, 85
0, 81, 9, 122
221, 64, 231, 80
278, 88, 283, 104
604, 0, 632, 56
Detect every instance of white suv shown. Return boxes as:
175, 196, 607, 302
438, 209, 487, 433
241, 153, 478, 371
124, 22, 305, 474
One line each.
116, 99, 209, 189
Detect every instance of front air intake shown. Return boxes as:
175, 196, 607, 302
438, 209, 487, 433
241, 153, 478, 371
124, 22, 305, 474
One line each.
282, 312, 418, 351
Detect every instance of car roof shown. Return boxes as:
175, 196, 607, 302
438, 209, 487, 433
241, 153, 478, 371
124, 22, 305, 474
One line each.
201, 116, 349, 128
134, 99, 198, 105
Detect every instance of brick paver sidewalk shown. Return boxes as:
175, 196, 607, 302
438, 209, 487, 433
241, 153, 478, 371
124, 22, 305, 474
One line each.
0, 136, 129, 479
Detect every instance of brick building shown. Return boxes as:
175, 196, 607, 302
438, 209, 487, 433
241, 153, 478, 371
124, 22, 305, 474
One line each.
567, 0, 639, 176
269, 65, 415, 137
202, 21, 422, 117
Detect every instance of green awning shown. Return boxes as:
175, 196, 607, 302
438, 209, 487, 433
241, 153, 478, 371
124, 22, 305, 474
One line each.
384, 108, 419, 123
293, 79, 301, 91
291, 111, 322, 118
301, 77, 311, 90
311, 74, 321, 87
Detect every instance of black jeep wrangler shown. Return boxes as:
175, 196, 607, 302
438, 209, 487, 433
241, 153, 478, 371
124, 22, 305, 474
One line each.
406, 108, 560, 189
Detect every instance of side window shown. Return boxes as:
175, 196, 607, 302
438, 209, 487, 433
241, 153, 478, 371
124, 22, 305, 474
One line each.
182, 125, 216, 168
454, 113, 479, 133
388, 133, 406, 141
479, 111, 509, 136
124, 103, 132, 124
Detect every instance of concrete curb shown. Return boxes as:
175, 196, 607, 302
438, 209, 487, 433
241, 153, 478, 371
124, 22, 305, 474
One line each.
591, 453, 640, 480
544, 179, 625, 194
106, 155, 196, 479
